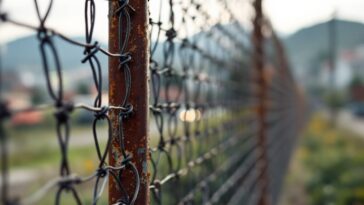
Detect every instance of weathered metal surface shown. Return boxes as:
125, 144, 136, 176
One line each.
109, 0, 149, 204
252, 0, 270, 204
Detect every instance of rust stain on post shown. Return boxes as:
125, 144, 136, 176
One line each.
252, 0, 270, 205
109, 0, 149, 204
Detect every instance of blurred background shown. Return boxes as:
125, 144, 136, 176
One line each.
2, 0, 364, 204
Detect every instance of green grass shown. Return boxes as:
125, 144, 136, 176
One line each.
8, 125, 103, 169
5, 108, 253, 204
281, 114, 364, 205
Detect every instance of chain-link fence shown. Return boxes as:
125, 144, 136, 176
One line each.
0, 0, 306, 204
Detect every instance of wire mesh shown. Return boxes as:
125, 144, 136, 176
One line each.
0, 0, 306, 205
0, 0, 139, 204
147, 0, 305, 204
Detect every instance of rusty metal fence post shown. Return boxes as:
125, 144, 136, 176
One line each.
252, 0, 270, 204
109, 0, 149, 204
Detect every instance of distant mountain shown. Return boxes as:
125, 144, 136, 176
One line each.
2, 35, 107, 72
284, 19, 364, 68
1, 21, 249, 74
5, 20, 364, 76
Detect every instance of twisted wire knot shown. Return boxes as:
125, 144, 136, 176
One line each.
0, 101, 11, 119
158, 139, 166, 150
82, 42, 100, 63
114, 0, 135, 16
97, 167, 108, 178
119, 104, 133, 120
119, 53, 132, 66
54, 103, 74, 123
37, 27, 53, 41
166, 28, 177, 40
121, 154, 132, 165
94, 106, 109, 120
58, 177, 82, 190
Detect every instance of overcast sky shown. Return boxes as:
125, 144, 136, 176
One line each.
265, 0, 364, 35
1, 0, 364, 44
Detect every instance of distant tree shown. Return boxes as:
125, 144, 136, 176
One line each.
349, 76, 364, 88
325, 92, 345, 109
77, 82, 90, 95
31, 87, 45, 105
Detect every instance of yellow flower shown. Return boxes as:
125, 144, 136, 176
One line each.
84, 159, 95, 173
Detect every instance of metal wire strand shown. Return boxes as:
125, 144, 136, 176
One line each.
0, 0, 305, 204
